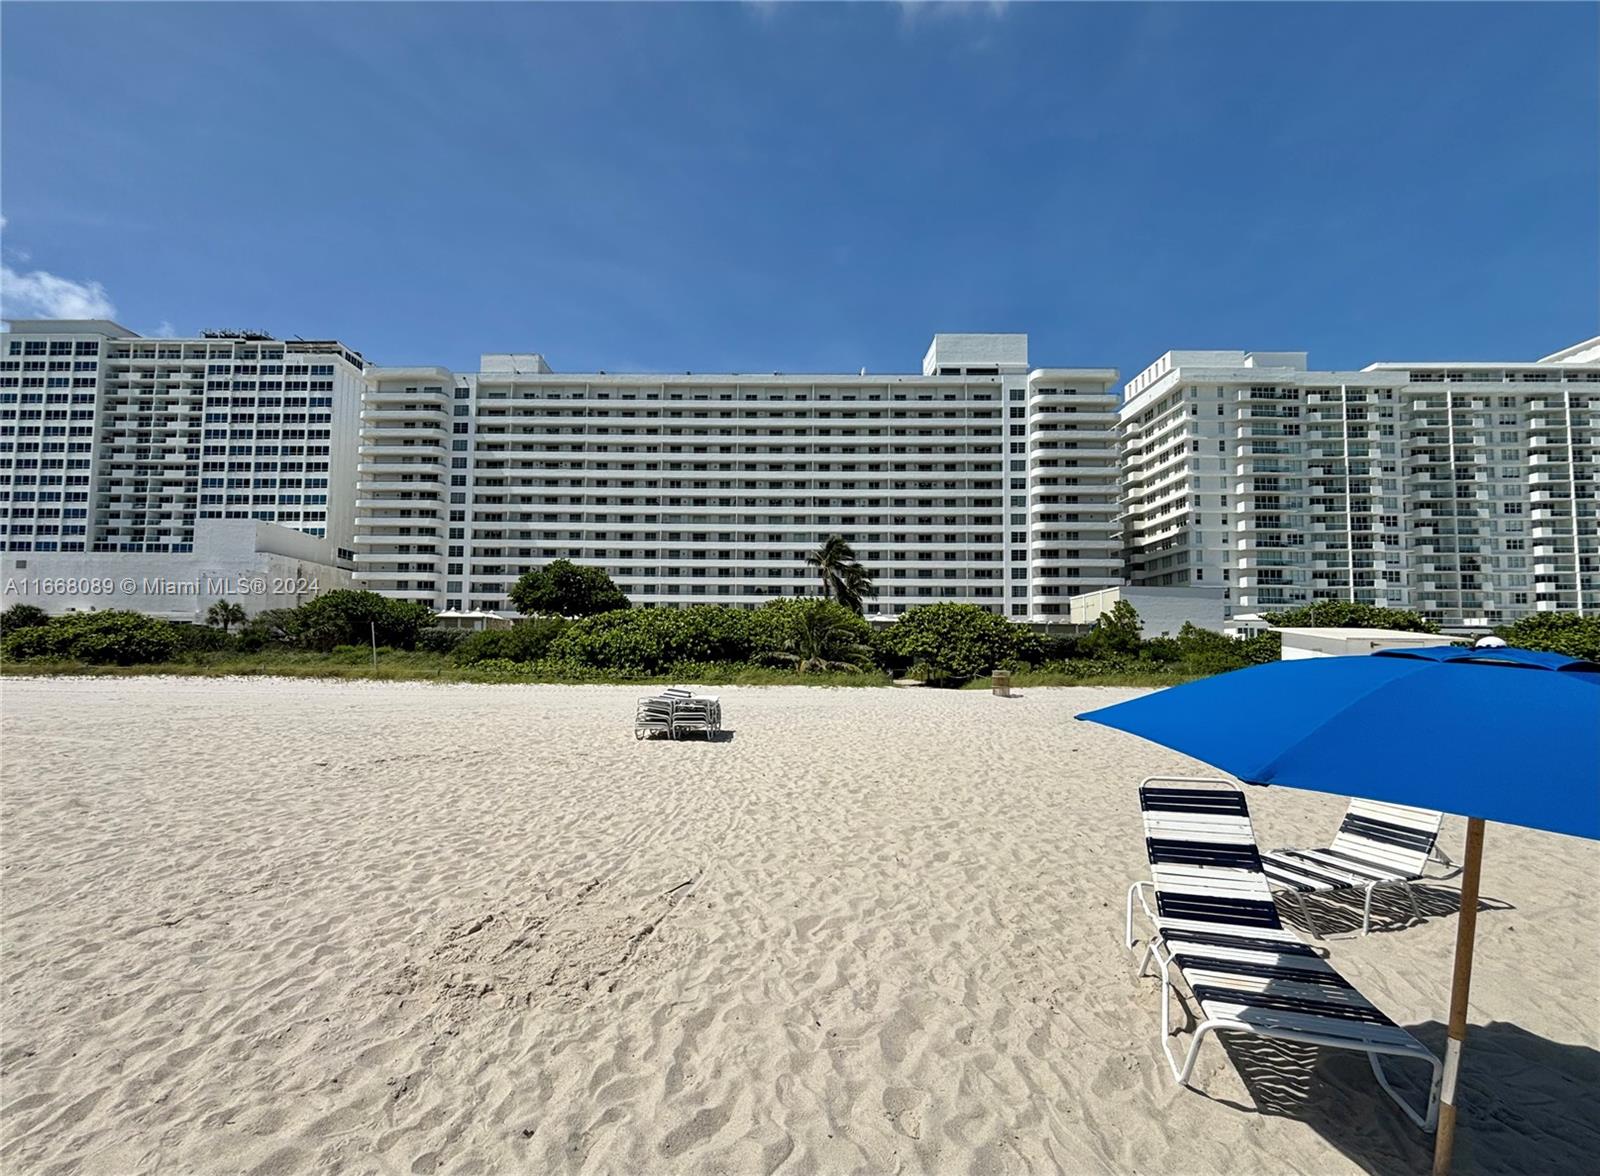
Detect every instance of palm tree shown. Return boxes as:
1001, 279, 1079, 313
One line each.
837, 562, 877, 615
775, 604, 874, 674
804, 536, 875, 614
206, 599, 247, 632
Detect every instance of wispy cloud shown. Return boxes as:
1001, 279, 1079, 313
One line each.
740, 0, 785, 25
0, 214, 23, 264
1, 263, 119, 320
896, 0, 1011, 30
153, 320, 177, 338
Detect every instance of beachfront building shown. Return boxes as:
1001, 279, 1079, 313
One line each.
0, 320, 365, 560
0, 518, 353, 622
352, 335, 1123, 618
1118, 340, 1599, 630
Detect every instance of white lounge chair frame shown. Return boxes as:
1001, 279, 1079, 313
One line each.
634, 689, 722, 740
668, 696, 721, 740
634, 696, 674, 740
1127, 776, 1442, 1132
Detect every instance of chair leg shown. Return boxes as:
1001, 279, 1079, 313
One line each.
1404, 881, 1423, 923
1125, 881, 1142, 950
1157, 972, 1217, 1087
1361, 883, 1378, 935
1293, 890, 1324, 939
1369, 1049, 1442, 1132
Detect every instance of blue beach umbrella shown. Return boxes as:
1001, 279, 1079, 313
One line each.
1078, 645, 1600, 1175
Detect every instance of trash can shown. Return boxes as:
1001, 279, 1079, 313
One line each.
992, 669, 1012, 697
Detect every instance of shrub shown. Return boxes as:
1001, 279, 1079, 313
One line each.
1141, 635, 1182, 665
1, 610, 181, 665
1239, 630, 1282, 665
236, 608, 296, 653
0, 604, 50, 633
548, 606, 756, 673
279, 590, 437, 651
1496, 613, 1600, 661
875, 603, 1042, 684
1080, 599, 1143, 658
509, 560, 630, 618
171, 622, 234, 655
1262, 601, 1438, 634
453, 618, 567, 666
416, 627, 466, 655
1172, 622, 1263, 676
748, 598, 875, 672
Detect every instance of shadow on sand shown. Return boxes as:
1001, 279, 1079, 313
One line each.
1276, 882, 1514, 940
636, 729, 737, 743
1186, 1021, 1600, 1174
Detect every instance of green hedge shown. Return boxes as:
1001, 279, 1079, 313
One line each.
14, 590, 1588, 683
1496, 613, 1600, 661
874, 602, 1045, 683
1261, 601, 1439, 634
2, 610, 182, 665
453, 618, 568, 666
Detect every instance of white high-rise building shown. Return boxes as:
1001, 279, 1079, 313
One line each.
1118, 341, 1599, 629
11, 315, 1589, 631
0, 320, 365, 558
352, 334, 1122, 618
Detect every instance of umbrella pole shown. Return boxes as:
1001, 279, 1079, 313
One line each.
1432, 816, 1485, 1176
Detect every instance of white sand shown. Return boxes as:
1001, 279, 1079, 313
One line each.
1, 677, 1595, 1175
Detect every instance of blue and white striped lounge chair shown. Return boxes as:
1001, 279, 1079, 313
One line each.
1125, 776, 1442, 1131
1260, 799, 1445, 937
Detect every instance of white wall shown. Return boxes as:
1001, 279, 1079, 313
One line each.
922, 334, 1030, 375
1068, 586, 1227, 636
1275, 628, 1446, 659
1, 520, 352, 621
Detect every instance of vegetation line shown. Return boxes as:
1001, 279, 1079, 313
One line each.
4, 557, 1594, 687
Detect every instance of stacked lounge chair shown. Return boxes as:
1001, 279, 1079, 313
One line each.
1125, 776, 1442, 1131
634, 694, 675, 739
634, 689, 722, 740
1260, 799, 1446, 936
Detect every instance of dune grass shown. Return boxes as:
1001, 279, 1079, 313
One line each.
0, 651, 893, 688
957, 668, 1199, 689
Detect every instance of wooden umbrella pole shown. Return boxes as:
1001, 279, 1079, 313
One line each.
1432, 816, 1486, 1176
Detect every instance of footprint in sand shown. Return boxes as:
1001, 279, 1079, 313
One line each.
1089, 1051, 1141, 1098
883, 1085, 929, 1139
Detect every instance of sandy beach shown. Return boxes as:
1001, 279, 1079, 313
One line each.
1, 677, 1594, 1175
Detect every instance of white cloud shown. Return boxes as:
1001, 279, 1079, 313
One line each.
0, 264, 118, 320
0, 215, 23, 264
896, 0, 1010, 29
153, 320, 177, 338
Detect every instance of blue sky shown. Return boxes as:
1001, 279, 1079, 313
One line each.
3, 1, 1595, 383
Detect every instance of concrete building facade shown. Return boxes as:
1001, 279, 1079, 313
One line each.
0, 518, 353, 621
1118, 341, 1599, 630
0, 320, 364, 560
1065, 585, 1228, 637
351, 335, 1123, 619
6, 316, 1594, 631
